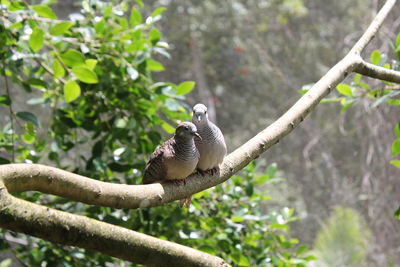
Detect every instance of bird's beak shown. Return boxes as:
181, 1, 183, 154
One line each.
194, 132, 202, 140
196, 114, 202, 122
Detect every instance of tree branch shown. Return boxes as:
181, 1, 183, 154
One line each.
354, 59, 400, 83
0, 183, 229, 267
0, 0, 398, 265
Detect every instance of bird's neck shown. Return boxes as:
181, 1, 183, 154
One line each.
173, 138, 197, 160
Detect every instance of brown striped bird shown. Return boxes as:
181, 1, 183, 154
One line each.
142, 122, 201, 207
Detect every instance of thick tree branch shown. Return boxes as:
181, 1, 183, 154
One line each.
354, 59, 400, 83
0, 0, 398, 265
0, 183, 229, 267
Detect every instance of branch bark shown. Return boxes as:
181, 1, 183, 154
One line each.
354, 59, 400, 83
0, 0, 398, 265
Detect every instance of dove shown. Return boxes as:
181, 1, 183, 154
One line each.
142, 122, 201, 207
192, 103, 227, 175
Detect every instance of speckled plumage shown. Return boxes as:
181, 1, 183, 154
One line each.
192, 104, 227, 174
143, 122, 200, 184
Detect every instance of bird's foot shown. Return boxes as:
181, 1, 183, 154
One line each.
196, 168, 207, 177
179, 196, 192, 208
172, 179, 186, 186
208, 167, 220, 175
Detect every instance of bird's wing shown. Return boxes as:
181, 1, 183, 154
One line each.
142, 138, 174, 184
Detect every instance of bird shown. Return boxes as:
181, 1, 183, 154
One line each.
192, 103, 227, 175
142, 122, 201, 207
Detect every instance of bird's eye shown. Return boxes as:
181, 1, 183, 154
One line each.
204, 110, 207, 114
184, 126, 189, 130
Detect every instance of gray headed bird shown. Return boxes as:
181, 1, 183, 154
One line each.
192, 103, 227, 175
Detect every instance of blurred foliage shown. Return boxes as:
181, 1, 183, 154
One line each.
320, 32, 400, 170
312, 207, 371, 267
0, 0, 312, 266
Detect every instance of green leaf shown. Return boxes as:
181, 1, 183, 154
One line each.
370, 49, 381, 65
237, 255, 250, 266
255, 174, 270, 185
130, 8, 142, 26
52, 59, 65, 78
72, 66, 98, 84
85, 59, 97, 70
135, 0, 144, 8
353, 73, 361, 84
50, 21, 74, 36
390, 160, 400, 168
296, 245, 310, 255
392, 139, 400, 156
161, 121, 175, 134
336, 84, 352, 97
29, 28, 44, 52
27, 78, 47, 89
149, 28, 161, 44
395, 123, 400, 138
63, 80, 81, 103
60, 49, 85, 67
33, 5, 57, 19
394, 207, 400, 220
147, 59, 164, 72
152, 7, 166, 17
396, 32, 400, 47
176, 81, 195, 95
0, 95, 11, 106
22, 133, 35, 144
16, 111, 39, 127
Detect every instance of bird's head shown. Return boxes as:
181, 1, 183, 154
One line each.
192, 103, 208, 124
175, 122, 201, 140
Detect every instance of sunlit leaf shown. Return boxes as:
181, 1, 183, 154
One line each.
161, 121, 175, 134
370, 49, 381, 65
60, 49, 85, 67
50, 21, 74, 36
130, 8, 142, 26
392, 139, 400, 156
52, 59, 65, 78
135, 0, 144, 8
147, 59, 164, 72
22, 133, 35, 144
395, 123, 400, 138
336, 84, 352, 97
176, 81, 195, 95
63, 80, 81, 103
33, 5, 57, 19
29, 27, 44, 52
390, 160, 400, 168
85, 59, 97, 70
72, 66, 98, 84
152, 7, 166, 17
149, 28, 161, 44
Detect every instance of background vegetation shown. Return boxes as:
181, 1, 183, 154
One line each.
0, 0, 399, 266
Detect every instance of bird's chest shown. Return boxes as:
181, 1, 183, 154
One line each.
196, 141, 226, 170
165, 157, 198, 180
